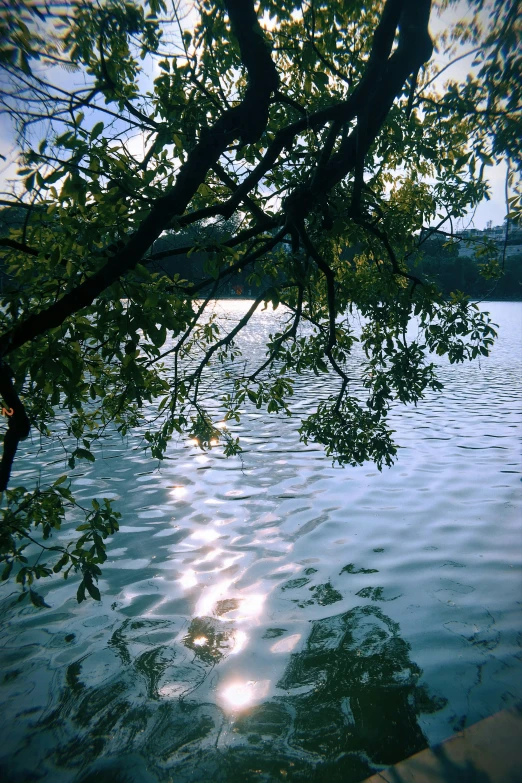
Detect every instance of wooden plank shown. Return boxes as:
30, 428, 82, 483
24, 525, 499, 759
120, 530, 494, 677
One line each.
363, 704, 522, 783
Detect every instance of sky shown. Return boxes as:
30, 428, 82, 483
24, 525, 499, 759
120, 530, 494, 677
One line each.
0, 0, 510, 230
427, 1, 508, 230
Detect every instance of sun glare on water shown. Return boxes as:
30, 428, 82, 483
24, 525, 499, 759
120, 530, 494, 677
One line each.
221, 679, 270, 710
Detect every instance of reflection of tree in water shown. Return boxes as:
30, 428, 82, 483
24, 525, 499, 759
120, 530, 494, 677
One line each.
280, 605, 434, 762
183, 616, 236, 665
224, 604, 446, 782
3, 606, 445, 783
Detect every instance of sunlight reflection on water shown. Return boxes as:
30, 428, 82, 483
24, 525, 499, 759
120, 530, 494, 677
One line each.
221, 679, 271, 710
169, 485, 188, 499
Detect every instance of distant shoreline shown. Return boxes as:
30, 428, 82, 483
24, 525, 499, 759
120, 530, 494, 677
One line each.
203, 295, 522, 303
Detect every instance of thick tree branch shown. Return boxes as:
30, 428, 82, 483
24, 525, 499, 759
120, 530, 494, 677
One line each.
312, 0, 433, 199
0, 362, 30, 492
0, 239, 39, 257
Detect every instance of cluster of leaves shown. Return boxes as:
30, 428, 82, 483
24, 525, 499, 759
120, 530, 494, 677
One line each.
300, 396, 398, 470
0, 0, 518, 604
0, 478, 120, 606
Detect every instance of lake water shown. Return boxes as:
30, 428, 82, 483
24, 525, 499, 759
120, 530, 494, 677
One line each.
0, 301, 521, 783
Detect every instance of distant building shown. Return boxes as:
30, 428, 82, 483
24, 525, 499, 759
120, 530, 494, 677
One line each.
456, 222, 522, 257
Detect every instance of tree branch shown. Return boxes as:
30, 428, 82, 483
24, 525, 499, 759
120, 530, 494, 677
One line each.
0, 0, 279, 359
0, 362, 31, 492
0, 239, 39, 257
249, 285, 303, 381
296, 225, 337, 352
211, 161, 271, 225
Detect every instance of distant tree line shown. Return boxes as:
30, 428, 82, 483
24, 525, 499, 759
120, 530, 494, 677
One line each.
0, 206, 279, 298
413, 235, 521, 300
1, 205, 520, 300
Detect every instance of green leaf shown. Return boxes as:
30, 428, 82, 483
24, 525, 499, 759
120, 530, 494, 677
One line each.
77, 580, 86, 603
19, 50, 32, 75
478, 151, 493, 166
316, 359, 328, 373
29, 589, 50, 608
73, 448, 95, 462
312, 71, 329, 87
85, 580, 101, 601
53, 554, 69, 573
45, 168, 64, 185
90, 121, 104, 141
135, 263, 152, 280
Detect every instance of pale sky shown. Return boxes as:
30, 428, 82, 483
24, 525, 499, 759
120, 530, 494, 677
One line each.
428, 1, 508, 230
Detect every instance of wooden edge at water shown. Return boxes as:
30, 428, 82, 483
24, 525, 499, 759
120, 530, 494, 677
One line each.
362, 703, 522, 783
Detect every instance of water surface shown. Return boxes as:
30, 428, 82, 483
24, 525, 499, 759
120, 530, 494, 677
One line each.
1, 301, 521, 783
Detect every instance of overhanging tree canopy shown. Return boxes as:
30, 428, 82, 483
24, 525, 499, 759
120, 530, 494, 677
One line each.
0, 0, 520, 604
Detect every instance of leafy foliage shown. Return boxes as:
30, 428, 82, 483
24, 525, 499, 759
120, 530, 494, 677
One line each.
0, 0, 519, 603
0, 478, 120, 605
